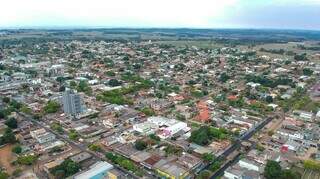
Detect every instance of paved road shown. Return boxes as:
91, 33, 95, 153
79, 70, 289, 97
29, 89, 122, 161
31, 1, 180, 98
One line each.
197, 116, 273, 178
18, 112, 142, 179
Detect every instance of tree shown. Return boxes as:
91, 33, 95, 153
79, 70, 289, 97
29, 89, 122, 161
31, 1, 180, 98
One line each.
140, 107, 155, 116
202, 153, 215, 162
51, 159, 80, 177
5, 117, 18, 129
294, 53, 308, 61
9, 100, 22, 110
280, 169, 300, 179
303, 68, 313, 76
189, 126, 229, 146
50, 122, 64, 134
0, 171, 9, 179
108, 79, 122, 87
264, 160, 282, 179
134, 140, 147, 151
12, 145, 22, 154
44, 101, 60, 114
210, 160, 222, 172
88, 144, 102, 152
149, 134, 160, 142
219, 73, 230, 83
68, 130, 79, 140
266, 96, 273, 103
2, 97, 10, 103
0, 128, 16, 145
77, 80, 92, 95
69, 81, 77, 88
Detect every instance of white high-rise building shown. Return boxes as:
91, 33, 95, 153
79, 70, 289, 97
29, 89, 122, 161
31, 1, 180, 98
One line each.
62, 89, 83, 116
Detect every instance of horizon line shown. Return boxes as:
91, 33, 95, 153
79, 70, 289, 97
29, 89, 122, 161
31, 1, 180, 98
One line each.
0, 26, 320, 32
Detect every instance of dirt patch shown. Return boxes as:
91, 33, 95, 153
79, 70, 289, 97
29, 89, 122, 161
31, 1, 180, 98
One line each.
0, 144, 17, 174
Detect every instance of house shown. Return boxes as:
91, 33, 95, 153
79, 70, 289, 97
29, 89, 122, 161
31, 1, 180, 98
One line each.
176, 153, 202, 171
238, 159, 264, 172
154, 161, 189, 179
70, 152, 92, 163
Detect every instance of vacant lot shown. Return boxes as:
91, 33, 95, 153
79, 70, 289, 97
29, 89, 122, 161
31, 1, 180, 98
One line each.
0, 144, 17, 174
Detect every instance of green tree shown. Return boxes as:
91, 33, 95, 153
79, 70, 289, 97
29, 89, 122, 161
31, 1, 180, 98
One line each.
0, 170, 9, 179
5, 117, 18, 129
266, 96, 273, 103
68, 130, 79, 140
264, 160, 282, 179
202, 153, 215, 162
140, 107, 155, 116
51, 159, 80, 177
2, 97, 10, 103
44, 101, 60, 114
108, 79, 122, 87
134, 140, 147, 150
0, 128, 16, 144
149, 134, 160, 142
219, 73, 230, 82
77, 80, 92, 95
303, 68, 313, 76
50, 122, 64, 134
88, 144, 102, 152
280, 169, 300, 179
12, 145, 22, 154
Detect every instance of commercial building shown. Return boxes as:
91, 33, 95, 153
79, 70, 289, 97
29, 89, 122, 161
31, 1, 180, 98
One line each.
74, 161, 113, 179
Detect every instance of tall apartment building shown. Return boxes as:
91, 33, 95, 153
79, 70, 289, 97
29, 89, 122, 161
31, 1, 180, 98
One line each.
62, 89, 83, 116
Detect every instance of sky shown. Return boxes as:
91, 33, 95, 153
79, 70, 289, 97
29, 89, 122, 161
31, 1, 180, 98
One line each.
0, 0, 320, 30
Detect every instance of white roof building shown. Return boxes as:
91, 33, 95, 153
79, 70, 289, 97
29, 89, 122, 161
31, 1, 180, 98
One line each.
74, 161, 113, 179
